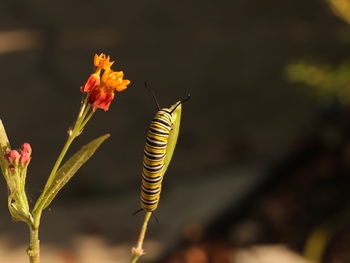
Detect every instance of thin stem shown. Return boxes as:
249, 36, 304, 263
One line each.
43, 102, 91, 190
45, 136, 74, 186
130, 211, 152, 263
45, 97, 89, 189
29, 96, 94, 263
80, 100, 91, 122
33, 98, 91, 216
27, 225, 40, 263
80, 110, 94, 129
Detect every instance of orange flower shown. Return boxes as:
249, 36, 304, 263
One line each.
101, 69, 131, 92
81, 53, 130, 111
94, 53, 114, 72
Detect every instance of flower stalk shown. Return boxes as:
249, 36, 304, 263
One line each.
28, 225, 40, 263
130, 211, 152, 263
30, 98, 93, 263
42, 98, 91, 193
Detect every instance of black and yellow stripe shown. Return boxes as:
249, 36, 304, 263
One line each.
141, 109, 174, 212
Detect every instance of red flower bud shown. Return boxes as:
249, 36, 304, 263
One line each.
5, 150, 20, 165
88, 86, 115, 112
21, 143, 32, 155
80, 74, 100, 93
19, 143, 32, 166
20, 152, 31, 166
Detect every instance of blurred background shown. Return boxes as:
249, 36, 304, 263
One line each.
1, 0, 350, 262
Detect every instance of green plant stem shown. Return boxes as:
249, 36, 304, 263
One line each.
130, 211, 152, 263
47, 136, 75, 186
33, 99, 91, 216
45, 97, 90, 189
80, 110, 94, 129
27, 224, 40, 263
29, 97, 93, 263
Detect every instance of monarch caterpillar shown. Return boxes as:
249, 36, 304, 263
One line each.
140, 83, 190, 212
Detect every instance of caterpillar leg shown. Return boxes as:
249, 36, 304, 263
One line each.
132, 208, 143, 216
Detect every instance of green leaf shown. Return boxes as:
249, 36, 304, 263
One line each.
0, 119, 10, 154
0, 119, 10, 175
35, 134, 110, 212
163, 102, 182, 175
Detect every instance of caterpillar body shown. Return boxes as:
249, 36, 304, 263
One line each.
141, 108, 174, 212
139, 87, 189, 213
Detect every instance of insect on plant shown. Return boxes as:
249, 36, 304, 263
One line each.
140, 82, 190, 212
130, 82, 190, 263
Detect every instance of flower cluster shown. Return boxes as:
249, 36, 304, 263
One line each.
81, 53, 130, 111
1, 142, 32, 223
5, 142, 32, 170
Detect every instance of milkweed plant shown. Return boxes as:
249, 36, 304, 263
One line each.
0, 53, 186, 263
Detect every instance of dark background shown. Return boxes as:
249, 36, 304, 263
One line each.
0, 0, 348, 262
